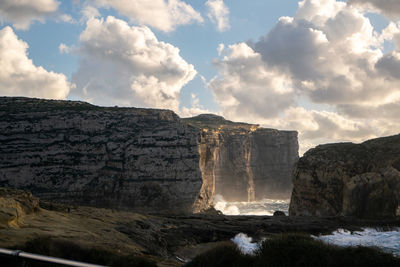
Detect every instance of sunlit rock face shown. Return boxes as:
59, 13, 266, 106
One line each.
186, 114, 299, 210
289, 135, 400, 218
0, 97, 202, 213
0, 187, 39, 228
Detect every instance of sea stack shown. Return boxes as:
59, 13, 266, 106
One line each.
290, 134, 400, 218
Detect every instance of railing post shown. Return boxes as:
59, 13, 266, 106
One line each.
11, 249, 24, 267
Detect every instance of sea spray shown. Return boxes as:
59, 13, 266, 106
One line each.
213, 194, 289, 215
231, 233, 259, 255
313, 228, 400, 255
231, 229, 400, 257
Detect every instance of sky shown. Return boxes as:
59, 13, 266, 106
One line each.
1, 0, 400, 154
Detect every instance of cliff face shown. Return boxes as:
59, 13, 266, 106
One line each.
289, 135, 400, 218
0, 98, 299, 213
0, 97, 202, 213
185, 114, 299, 208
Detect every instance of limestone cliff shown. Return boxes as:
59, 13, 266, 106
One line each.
289, 134, 400, 218
184, 114, 299, 210
0, 97, 202, 213
0, 97, 299, 213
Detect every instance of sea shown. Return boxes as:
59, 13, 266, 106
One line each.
314, 228, 400, 256
232, 229, 400, 256
213, 194, 290, 216
214, 195, 400, 256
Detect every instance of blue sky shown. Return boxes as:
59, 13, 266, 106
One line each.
0, 0, 399, 153
10, 0, 303, 112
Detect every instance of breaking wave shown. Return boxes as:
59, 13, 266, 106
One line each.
213, 194, 289, 216
314, 228, 400, 256
232, 229, 400, 256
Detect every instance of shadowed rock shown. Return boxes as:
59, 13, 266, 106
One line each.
0, 97, 298, 214
290, 134, 400, 218
184, 114, 298, 210
0, 97, 202, 213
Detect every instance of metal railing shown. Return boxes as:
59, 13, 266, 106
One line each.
0, 248, 108, 267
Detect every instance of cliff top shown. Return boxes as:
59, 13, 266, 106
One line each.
0, 96, 179, 120
182, 114, 298, 135
297, 134, 400, 178
0, 97, 298, 134
304, 134, 400, 158
182, 114, 260, 131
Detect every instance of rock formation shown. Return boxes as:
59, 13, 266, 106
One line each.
289, 135, 400, 218
0, 97, 299, 213
0, 187, 39, 228
0, 97, 202, 213
185, 114, 299, 210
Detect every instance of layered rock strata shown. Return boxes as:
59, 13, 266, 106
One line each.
0, 97, 299, 213
185, 114, 299, 209
289, 134, 400, 218
0, 97, 202, 213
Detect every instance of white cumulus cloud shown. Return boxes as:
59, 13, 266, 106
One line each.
348, 0, 400, 18
70, 16, 196, 111
91, 0, 203, 32
0, 0, 60, 29
206, 0, 230, 32
0, 26, 70, 99
179, 93, 218, 118
209, 0, 400, 154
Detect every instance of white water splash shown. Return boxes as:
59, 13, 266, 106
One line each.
231, 233, 259, 255
213, 194, 289, 215
314, 228, 400, 255
232, 229, 400, 256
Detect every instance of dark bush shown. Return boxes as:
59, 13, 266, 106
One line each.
3, 237, 156, 267
187, 233, 400, 267
184, 242, 254, 267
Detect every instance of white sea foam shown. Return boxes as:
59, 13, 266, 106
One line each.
231, 233, 259, 255
213, 194, 289, 216
313, 228, 400, 255
232, 229, 400, 256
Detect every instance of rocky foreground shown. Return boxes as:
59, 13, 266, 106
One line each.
1, 188, 400, 267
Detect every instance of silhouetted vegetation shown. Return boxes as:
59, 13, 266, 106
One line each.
3, 237, 156, 267
182, 114, 257, 130
186, 233, 400, 267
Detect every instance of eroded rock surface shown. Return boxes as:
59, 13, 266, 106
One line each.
185, 114, 299, 207
1, 188, 400, 267
290, 135, 400, 218
0, 97, 299, 213
0, 97, 202, 213
0, 187, 39, 227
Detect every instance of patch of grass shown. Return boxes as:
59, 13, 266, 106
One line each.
186, 233, 400, 267
182, 114, 256, 130
184, 242, 254, 267
3, 237, 156, 267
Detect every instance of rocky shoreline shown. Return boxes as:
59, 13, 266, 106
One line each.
1, 188, 400, 266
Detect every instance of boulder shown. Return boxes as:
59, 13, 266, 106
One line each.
273, 211, 286, 217
0, 187, 39, 227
